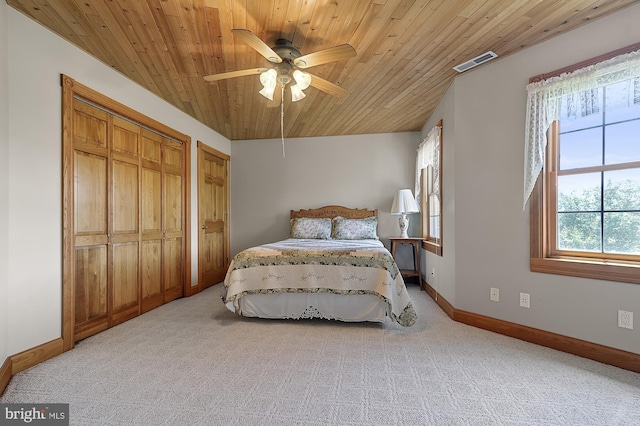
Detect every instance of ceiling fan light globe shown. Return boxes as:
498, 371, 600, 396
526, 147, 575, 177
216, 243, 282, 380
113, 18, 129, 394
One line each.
259, 69, 277, 87
290, 85, 306, 102
259, 86, 275, 101
259, 69, 277, 100
293, 70, 312, 90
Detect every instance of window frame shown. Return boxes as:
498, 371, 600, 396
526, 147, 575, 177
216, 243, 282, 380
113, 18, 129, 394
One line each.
420, 119, 443, 256
529, 45, 640, 284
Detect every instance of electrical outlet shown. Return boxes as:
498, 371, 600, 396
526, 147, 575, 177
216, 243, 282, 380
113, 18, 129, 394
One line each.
520, 292, 530, 308
490, 287, 499, 302
618, 310, 634, 329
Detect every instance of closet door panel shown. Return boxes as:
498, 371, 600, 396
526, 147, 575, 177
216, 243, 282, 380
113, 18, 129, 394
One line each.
75, 246, 107, 321
163, 237, 183, 303
111, 241, 139, 325
163, 170, 183, 301
141, 164, 163, 312
141, 131, 162, 168
112, 117, 139, 158
141, 240, 162, 311
164, 141, 183, 173
111, 160, 139, 236
74, 246, 108, 339
141, 168, 162, 234
162, 139, 185, 303
74, 152, 107, 238
73, 99, 108, 154
74, 153, 108, 335
110, 120, 140, 325
72, 100, 110, 341
164, 173, 183, 234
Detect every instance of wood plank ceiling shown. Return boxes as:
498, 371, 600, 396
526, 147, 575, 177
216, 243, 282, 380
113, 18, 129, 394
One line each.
8, 0, 640, 140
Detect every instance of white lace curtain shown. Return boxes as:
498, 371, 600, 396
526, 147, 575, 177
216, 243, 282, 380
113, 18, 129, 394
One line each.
523, 49, 640, 209
415, 124, 441, 206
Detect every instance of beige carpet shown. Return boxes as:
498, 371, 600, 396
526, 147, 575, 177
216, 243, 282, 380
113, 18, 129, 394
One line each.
2, 285, 639, 425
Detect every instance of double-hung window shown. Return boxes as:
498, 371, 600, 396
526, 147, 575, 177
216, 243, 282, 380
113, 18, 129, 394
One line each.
416, 120, 443, 256
526, 47, 640, 283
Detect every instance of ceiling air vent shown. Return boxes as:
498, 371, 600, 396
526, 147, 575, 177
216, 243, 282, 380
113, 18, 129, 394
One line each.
453, 51, 498, 73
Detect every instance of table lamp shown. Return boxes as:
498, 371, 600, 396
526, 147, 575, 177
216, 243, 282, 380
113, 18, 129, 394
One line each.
390, 189, 420, 238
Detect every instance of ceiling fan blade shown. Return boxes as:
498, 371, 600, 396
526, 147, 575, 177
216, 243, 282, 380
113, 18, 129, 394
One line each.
203, 68, 268, 82
232, 29, 282, 63
309, 74, 349, 98
294, 44, 356, 68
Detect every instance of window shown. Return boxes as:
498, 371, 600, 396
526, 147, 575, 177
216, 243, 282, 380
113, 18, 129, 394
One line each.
416, 120, 443, 255
527, 46, 640, 284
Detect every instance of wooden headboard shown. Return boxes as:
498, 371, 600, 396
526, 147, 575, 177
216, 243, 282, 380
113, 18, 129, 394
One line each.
290, 205, 378, 220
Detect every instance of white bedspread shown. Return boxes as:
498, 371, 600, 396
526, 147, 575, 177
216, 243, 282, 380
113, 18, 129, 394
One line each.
222, 239, 417, 327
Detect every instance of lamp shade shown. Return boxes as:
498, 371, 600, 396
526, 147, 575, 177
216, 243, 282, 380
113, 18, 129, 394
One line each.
290, 84, 306, 102
259, 85, 276, 101
390, 189, 420, 215
292, 70, 312, 90
258, 69, 277, 100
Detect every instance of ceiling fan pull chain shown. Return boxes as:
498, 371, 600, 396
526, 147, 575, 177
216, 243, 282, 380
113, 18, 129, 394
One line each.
281, 84, 286, 158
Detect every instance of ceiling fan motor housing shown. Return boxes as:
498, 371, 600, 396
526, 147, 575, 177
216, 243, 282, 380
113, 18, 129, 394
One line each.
272, 39, 302, 60
272, 39, 300, 84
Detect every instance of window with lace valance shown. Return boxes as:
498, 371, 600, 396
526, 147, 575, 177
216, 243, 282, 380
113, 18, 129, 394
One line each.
416, 119, 443, 255
527, 46, 640, 283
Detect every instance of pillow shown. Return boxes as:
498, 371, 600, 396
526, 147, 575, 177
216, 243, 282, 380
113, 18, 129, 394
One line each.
290, 217, 332, 239
331, 216, 379, 240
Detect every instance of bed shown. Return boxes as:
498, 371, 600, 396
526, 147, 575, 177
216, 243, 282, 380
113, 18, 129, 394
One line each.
221, 206, 417, 327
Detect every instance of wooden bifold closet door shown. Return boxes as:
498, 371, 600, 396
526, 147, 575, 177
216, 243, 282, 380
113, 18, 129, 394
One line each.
70, 94, 187, 342
140, 129, 184, 312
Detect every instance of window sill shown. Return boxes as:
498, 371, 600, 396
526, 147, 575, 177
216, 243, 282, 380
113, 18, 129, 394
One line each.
530, 257, 640, 284
422, 240, 442, 256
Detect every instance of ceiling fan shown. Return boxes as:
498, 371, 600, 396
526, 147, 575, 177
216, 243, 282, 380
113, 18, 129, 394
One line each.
203, 29, 356, 104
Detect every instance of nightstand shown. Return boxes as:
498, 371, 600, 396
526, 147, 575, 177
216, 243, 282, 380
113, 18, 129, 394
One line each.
388, 237, 423, 290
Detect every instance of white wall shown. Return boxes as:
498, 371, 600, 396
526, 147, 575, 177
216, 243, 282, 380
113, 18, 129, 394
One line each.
1, 1, 10, 364
423, 3, 640, 354
230, 133, 420, 257
6, 9, 230, 355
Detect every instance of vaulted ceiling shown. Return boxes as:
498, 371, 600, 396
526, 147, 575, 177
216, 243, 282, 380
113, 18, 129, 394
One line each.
8, 0, 640, 140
